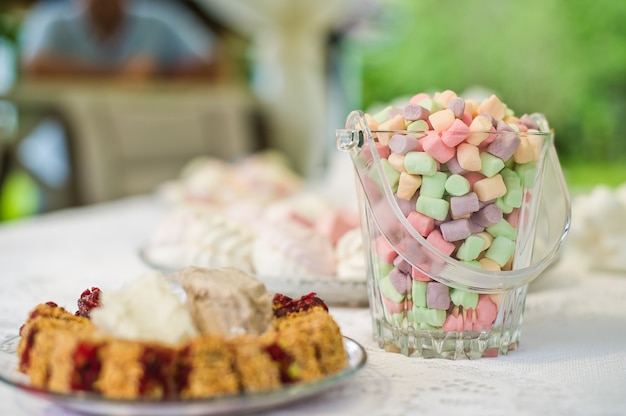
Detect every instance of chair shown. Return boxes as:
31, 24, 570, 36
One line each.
57, 84, 260, 205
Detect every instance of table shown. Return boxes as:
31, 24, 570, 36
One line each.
0, 194, 625, 415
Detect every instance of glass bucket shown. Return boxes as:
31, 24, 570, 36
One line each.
336, 110, 571, 359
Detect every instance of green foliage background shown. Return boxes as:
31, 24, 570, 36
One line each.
345, 0, 626, 185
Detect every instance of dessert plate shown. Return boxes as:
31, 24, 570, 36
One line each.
138, 246, 369, 307
0, 335, 366, 416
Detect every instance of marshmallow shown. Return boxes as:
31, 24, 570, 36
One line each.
445, 174, 471, 197
404, 151, 438, 176
450, 192, 480, 218
397, 172, 422, 201
402, 104, 430, 121
457, 143, 482, 172
420, 171, 448, 199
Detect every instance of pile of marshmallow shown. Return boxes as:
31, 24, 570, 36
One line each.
568, 184, 626, 272
144, 151, 366, 282
362, 90, 548, 332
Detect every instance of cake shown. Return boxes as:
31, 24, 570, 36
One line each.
16, 269, 348, 400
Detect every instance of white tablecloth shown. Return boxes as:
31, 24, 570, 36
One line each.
0, 195, 625, 416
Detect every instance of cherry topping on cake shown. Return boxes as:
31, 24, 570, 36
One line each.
75, 287, 102, 318
272, 292, 328, 318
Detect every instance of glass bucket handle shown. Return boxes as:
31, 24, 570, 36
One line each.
336, 110, 571, 293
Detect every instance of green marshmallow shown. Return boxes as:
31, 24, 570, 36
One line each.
380, 275, 405, 303
418, 98, 443, 113
450, 288, 479, 309
486, 218, 517, 241
407, 120, 429, 132
416, 195, 450, 221
479, 152, 505, 178
412, 280, 428, 308
515, 161, 538, 187
461, 260, 482, 268
404, 151, 437, 176
369, 158, 400, 193
373, 256, 394, 280
495, 197, 514, 214
389, 312, 404, 327
456, 235, 486, 261
421, 171, 448, 198
445, 174, 471, 197
485, 236, 516, 267
410, 306, 447, 327
372, 105, 393, 124
501, 168, 523, 208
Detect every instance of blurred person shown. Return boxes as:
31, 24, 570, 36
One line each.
19, 0, 220, 80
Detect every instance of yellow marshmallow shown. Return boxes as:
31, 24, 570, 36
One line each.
377, 114, 406, 145
474, 174, 507, 201
467, 115, 493, 145
456, 143, 482, 172
397, 172, 422, 200
387, 152, 406, 173
478, 94, 506, 120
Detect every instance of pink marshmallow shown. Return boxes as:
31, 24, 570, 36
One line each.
475, 294, 498, 330
373, 234, 398, 264
383, 296, 412, 314
409, 92, 431, 105
426, 229, 455, 256
407, 210, 435, 237
411, 266, 433, 282
422, 132, 456, 163
315, 211, 359, 247
441, 118, 470, 147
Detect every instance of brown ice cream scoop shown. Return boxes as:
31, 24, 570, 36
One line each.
174, 266, 273, 337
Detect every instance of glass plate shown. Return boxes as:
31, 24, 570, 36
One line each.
138, 246, 369, 307
0, 335, 366, 416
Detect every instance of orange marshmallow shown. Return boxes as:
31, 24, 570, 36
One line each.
464, 99, 481, 117
527, 132, 545, 160
428, 109, 456, 131
433, 89, 458, 107
477, 94, 506, 121
377, 114, 406, 145
397, 172, 422, 200
467, 115, 493, 145
513, 136, 536, 164
456, 143, 482, 171
479, 257, 502, 271
473, 174, 507, 201
387, 152, 406, 172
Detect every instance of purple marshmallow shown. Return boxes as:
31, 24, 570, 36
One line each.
472, 203, 503, 227
445, 155, 468, 175
426, 282, 451, 310
395, 195, 417, 217
468, 219, 485, 234
519, 114, 539, 130
450, 192, 480, 217
439, 218, 472, 242
389, 134, 421, 155
487, 133, 521, 162
402, 104, 430, 121
393, 257, 412, 274
496, 119, 515, 132
389, 268, 412, 295
447, 97, 465, 118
